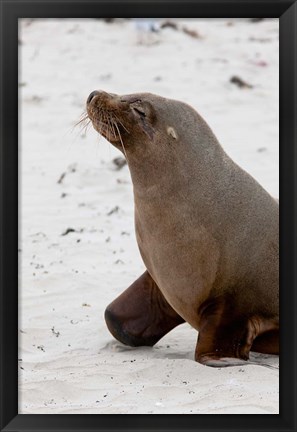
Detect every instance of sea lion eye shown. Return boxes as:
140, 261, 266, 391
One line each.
132, 105, 146, 117
130, 100, 155, 126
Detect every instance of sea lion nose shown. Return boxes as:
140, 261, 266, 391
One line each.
87, 90, 99, 104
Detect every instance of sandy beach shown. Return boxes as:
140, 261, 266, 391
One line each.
19, 18, 279, 414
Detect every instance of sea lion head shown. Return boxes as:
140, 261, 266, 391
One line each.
86, 90, 206, 157
86, 90, 223, 193
86, 91, 156, 151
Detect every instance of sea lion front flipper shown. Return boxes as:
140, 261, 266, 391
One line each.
194, 297, 279, 367
195, 316, 251, 367
104, 271, 185, 347
251, 329, 279, 355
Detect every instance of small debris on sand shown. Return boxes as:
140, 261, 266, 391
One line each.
107, 206, 120, 216
160, 20, 202, 39
112, 157, 127, 170
61, 228, 76, 236
51, 326, 60, 337
160, 21, 178, 31
57, 172, 66, 184
181, 26, 201, 39
230, 76, 253, 89
116, 178, 129, 184
57, 164, 77, 184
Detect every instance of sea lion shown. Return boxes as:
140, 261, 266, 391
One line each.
86, 90, 279, 367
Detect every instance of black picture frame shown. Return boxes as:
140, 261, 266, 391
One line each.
0, 1, 296, 431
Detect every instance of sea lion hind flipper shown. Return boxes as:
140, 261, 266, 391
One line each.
104, 271, 185, 347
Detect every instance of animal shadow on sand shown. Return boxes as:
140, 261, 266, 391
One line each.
101, 340, 279, 369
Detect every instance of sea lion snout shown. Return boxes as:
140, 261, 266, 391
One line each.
86, 90, 157, 149
86, 91, 131, 145
86, 90, 120, 107
87, 90, 100, 104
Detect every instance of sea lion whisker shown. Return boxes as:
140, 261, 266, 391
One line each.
73, 113, 90, 132
110, 116, 121, 139
110, 116, 120, 141
75, 116, 89, 126
105, 112, 121, 144
112, 114, 130, 133
105, 115, 112, 142
113, 119, 129, 163
99, 111, 108, 136
75, 110, 89, 124
105, 119, 114, 156
81, 119, 92, 136
107, 114, 116, 144
109, 116, 118, 140
68, 113, 91, 142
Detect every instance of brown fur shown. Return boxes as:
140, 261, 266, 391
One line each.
87, 90, 279, 367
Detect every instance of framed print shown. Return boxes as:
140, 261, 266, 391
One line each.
1, 0, 296, 431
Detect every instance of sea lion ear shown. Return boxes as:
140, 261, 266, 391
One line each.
167, 126, 178, 140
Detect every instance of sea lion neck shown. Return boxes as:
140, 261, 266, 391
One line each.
128, 133, 227, 201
